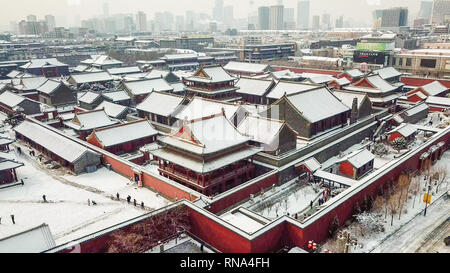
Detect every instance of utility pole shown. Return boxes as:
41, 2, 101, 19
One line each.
424, 177, 432, 217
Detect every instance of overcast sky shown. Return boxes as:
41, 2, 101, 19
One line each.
2, 0, 422, 27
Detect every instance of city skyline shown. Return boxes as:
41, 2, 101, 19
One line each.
1, 0, 425, 30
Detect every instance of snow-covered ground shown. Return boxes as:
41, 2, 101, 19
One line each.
0, 127, 171, 246
322, 151, 450, 253
222, 178, 320, 220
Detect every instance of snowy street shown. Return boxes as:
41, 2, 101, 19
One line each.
371, 196, 450, 253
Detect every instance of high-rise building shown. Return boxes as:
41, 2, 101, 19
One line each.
103, 2, 110, 18
258, 6, 270, 30
321, 13, 331, 30
431, 0, 450, 24
186, 10, 196, 31
312, 15, 320, 30
27, 15, 37, 22
335, 16, 344, 28
136, 11, 147, 33
297, 1, 310, 29
284, 8, 295, 29
224, 6, 234, 27
176, 16, 185, 32
380, 7, 408, 29
45, 15, 56, 31
269, 5, 284, 30
213, 0, 224, 22
419, 1, 433, 21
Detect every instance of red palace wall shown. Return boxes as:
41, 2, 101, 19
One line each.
339, 162, 354, 178
389, 132, 403, 142
188, 208, 252, 253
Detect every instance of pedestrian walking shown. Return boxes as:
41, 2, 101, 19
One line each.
88, 199, 91, 206
116, 193, 120, 201
11, 215, 15, 224
310, 200, 313, 209
200, 243, 204, 253
42, 195, 47, 203
141, 201, 144, 209
17, 147, 21, 155
133, 199, 137, 207
127, 195, 131, 204
21, 179, 24, 186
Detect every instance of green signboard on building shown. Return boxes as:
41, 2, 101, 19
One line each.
356, 43, 387, 51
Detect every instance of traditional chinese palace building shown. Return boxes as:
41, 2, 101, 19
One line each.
183, 65, 239, 101
148, 112, 261, 196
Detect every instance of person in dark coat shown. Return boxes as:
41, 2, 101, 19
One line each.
116, 193, 120, 201
141, 201, 144, 209
11, 215, 15, 224
127, 195, 131, 204
310, 200, 313, 209
133, 199, 137, 207
42, 195, 47, 203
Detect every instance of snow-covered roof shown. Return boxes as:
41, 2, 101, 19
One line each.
266, 81, 319, 100
365, 75, 397, 93
95, 101, 128, 118
0, 91, 27, 108
340, 149, 375, 169
284, 87, 351, 123
187, 66, 237, 83
89, 120, 158, 147
388, 123, 417, 138
150, 142, 260, 174
14, 121, 99, 163
333, 77, 351, 86
142, 69, 173, 80
74, 65, 102, 73
372, 67, 402, 80
270, 70, 301, 80
101, 91, 130, 102
237, 115, 287, 145
106, 66, 141, 75
314, 170, 356, 187
68, 109, 118, 131
162, 53, 198, 61
136, 91, 185, 117
236, 78, 274, 96
333, 90, 368, 110
170, 82, 186, 93
301, 73, 336, 84
393, 114, 404, 124
224, 61, 270, 74
296, 157, 322, 173
20, 58, 67, 69
174, 96, 240, 121
82, 55, 123, 67
403, 103, 429, 117
161, 113, 250, 156
425, 96, 450, 107
36, 79, 63, 95
0, 224, 56, 253
122, 78, 173, 95
78, 91, 102, 105
420, 81, 448, 96
5, 77, 48, 91
70, 72, 113, 85
344, 69, 364, 78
